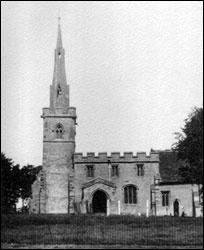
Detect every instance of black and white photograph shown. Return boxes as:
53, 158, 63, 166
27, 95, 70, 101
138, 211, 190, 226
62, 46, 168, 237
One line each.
1, 1, 203, 249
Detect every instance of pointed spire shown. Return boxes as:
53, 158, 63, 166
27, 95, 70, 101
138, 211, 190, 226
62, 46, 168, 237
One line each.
56, 17, 63, 48
50, 18, 69, 109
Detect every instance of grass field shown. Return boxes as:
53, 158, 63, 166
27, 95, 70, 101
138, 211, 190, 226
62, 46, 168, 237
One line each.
1, 214, 203, 246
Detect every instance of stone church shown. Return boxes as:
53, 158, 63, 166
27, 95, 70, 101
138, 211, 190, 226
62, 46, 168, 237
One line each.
30, 21, 202, 217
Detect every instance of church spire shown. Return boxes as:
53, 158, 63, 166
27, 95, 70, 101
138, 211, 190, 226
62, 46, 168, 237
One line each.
56, 17, 63, 49
50, 18, 69, 109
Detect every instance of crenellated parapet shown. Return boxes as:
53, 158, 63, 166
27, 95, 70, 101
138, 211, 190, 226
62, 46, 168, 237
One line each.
74, 151, 159, 164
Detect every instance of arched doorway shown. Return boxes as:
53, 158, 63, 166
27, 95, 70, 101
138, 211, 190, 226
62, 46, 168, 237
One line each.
174, 200, 179, 217
92, 190, 107, 214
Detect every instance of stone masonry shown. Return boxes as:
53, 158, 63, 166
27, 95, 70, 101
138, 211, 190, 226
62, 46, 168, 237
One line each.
74, 152, 159, 215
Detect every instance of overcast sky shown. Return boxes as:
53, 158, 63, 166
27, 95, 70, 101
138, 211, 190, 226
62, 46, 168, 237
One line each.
1, 1, 203, 166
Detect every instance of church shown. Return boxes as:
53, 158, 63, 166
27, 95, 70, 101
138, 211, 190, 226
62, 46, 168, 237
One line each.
30, 21, 202, 217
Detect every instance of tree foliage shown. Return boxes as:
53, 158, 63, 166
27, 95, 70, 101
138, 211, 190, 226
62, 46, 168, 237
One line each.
1, 152, 41, 213
19, 164, 42, 201
173, 107, 203, 187
1, 153, 21, 213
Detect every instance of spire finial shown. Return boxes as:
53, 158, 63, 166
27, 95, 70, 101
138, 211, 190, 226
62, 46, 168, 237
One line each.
56, 17, 63, 48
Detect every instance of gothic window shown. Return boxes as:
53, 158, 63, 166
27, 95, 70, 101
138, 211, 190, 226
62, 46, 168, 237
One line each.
86, 165, 94, 178
55, 123, 63, 139
111, 165, 119, 177
124, 185, 137, 204
161, 191, 170, 206
137, 164, 144, 176
57, 84, 62, 97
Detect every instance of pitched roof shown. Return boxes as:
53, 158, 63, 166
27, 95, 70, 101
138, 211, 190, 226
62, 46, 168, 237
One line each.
157, 150, 185, 183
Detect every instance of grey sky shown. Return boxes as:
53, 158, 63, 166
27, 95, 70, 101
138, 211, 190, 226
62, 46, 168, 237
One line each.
1, 1, 203, 166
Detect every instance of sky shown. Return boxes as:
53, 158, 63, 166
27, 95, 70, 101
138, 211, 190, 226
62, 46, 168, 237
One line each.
1, 1, 203, 167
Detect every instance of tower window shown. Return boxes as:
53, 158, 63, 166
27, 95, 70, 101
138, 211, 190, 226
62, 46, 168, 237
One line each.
55, 124, 63, 139
124, 185, 137, 204
58, 52, 61, 58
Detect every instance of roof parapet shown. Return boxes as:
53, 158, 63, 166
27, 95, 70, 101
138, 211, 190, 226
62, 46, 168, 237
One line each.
87, 152, 95, 158
98, 152, 108, 159
111, 152, 121, 159
137, 152, 146, 158
150, 152, 159, 159
74, 151, 159, 162
124, 152, 133, 158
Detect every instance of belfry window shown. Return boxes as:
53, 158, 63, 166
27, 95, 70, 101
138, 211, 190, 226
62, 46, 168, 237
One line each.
57, 84, 62, 97
55, 124, 63, 139
124, 185, 137, 204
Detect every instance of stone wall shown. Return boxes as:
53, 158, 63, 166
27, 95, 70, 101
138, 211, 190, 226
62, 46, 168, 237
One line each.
153, 183, 202, 217
74, 151, 159, 215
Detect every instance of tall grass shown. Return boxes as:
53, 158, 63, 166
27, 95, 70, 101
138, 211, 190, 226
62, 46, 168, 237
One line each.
1, 214, 203, 246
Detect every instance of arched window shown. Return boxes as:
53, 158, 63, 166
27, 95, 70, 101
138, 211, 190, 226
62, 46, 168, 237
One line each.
55, 124, 63, 139
124, 185, 137, 204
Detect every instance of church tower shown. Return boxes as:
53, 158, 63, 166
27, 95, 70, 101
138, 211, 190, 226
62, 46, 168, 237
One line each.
40, 19, 77, 213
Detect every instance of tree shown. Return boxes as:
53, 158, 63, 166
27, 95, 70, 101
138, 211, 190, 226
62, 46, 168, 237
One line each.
1, 153, 21, 213
1, 152, 42, 213
173, 107, 203, 191
19, 164, 42, 212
